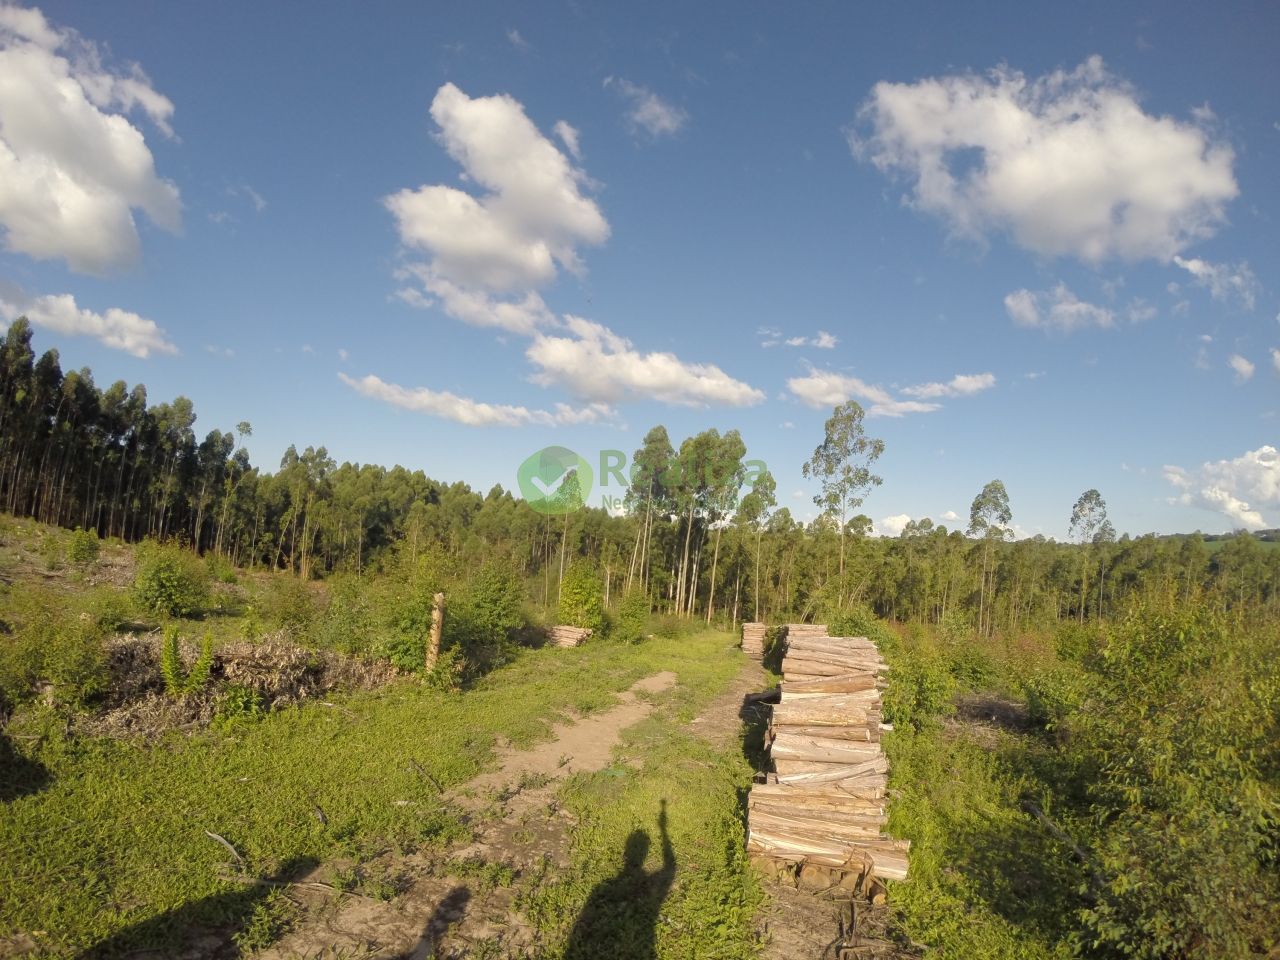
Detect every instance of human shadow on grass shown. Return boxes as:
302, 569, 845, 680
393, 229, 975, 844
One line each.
74, 855, 318, 959
398, 884, 471, 959
562, 801, 676, 960
0, 732, 50, 801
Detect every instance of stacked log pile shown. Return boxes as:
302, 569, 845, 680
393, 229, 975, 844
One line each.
549, 625, 592, 648
746, 628, 909, 883
741, 622, 767, 661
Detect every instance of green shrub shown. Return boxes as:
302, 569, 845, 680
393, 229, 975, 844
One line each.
1022, 663, 1087, 728
612, 591, 650, 644
558, 560, 605, 633
1069, 603, 1280, 957
133, 542, 209, 617
884, 652, 956, 729
315, 575, 374, 655
256, 575, 321, 634
214, 684, 265, 729
0, 589, 107, 708
160, 627, 215, 697
204, 553, 238, 584
66, 527, 100, 565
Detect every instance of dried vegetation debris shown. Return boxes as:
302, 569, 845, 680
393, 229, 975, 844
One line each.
81, 631, 400, 738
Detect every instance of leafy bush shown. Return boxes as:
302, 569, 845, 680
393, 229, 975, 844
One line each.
1022, 663, 1087, 728
214, 684, 265, 729
884, 652, 956, 729
0, 588, 107, 708
256, 575, 321, 634
133, 542, 209, 617
1069, 602, 1280, 957
447, 561, 527, 674
558, 560, 605, 633
315, 575, 375, 655
160, 627, 215, 697
204, 553, 238, 584
612, 591, 650, 644
66, 527, 100, 565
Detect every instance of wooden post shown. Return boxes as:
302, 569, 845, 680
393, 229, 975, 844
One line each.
426, 592, 445, 672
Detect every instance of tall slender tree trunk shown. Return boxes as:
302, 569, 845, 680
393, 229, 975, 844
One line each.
705, 525, 723, 624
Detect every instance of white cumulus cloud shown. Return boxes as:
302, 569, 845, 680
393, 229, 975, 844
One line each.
605, 77, 688, 137
855, 56, 1237, 263
395, 267, 555, 335
788, 371, 934, 417
789, 368, 994, 416
2, 291, 176, 358
1272, 348, 1280, 375
901, 372, 996, 399
1164, 445, 1278, 530
553, 120, 581, 160
1228, 354, 1255, 382
385, 83, 608, 300
0, 4, 181, 273
876, 513, 913, 537
1005, 283, 1115, 332
339, 372, 613, 428
526, 316, 763, 408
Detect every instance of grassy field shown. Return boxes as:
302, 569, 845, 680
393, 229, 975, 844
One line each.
1, 628, 757, 957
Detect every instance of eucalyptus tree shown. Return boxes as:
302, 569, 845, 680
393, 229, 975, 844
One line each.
802, 401, 884, 609
1070, 488, 1116, 620
701, 429, 747, 622
736, 468, 777, 621
968, 479, 1012, 635
624, 425, 675, 596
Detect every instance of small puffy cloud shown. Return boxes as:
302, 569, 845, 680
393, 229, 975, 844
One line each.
763, 329, 839, 349
1272, 347, 1280, 374
901, 372, 996, 399
855, 56, 1237, 263
876, 513, 912, 537
1005, 283, 1114, 332
203, 344, 233, 359
340, 372, 613, 428
787, 370, 938, 417
1172, 256, 1258, 310
506, 28, 528, 50
385, 83, 608, 294
604, 77, 688, 137
395, 267, 555, 335
553, 120, 581, 160
0, 4, 182, 273
1228, 353, 1255, 382
526, 316, 764, 408
940, 510, 959, 522
1, 291, 177, 358
790, 368, 994, 416
1164, 445, 1278, 530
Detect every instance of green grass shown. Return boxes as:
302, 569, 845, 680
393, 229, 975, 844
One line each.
0, 630, 748, 957
883, 724, 1077, 959
518, 656, 762, 959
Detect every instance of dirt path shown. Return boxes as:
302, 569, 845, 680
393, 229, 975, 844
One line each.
260, 672, 677, 960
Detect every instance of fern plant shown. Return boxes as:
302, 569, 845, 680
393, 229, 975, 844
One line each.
160, 627, 215, 697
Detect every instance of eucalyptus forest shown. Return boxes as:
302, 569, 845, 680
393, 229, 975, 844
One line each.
1, 314, 1278, 959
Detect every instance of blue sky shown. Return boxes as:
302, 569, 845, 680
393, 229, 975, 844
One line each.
1, 0, 1277, 538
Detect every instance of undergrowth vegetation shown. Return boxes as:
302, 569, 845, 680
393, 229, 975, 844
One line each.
853, 597, 1280, 959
